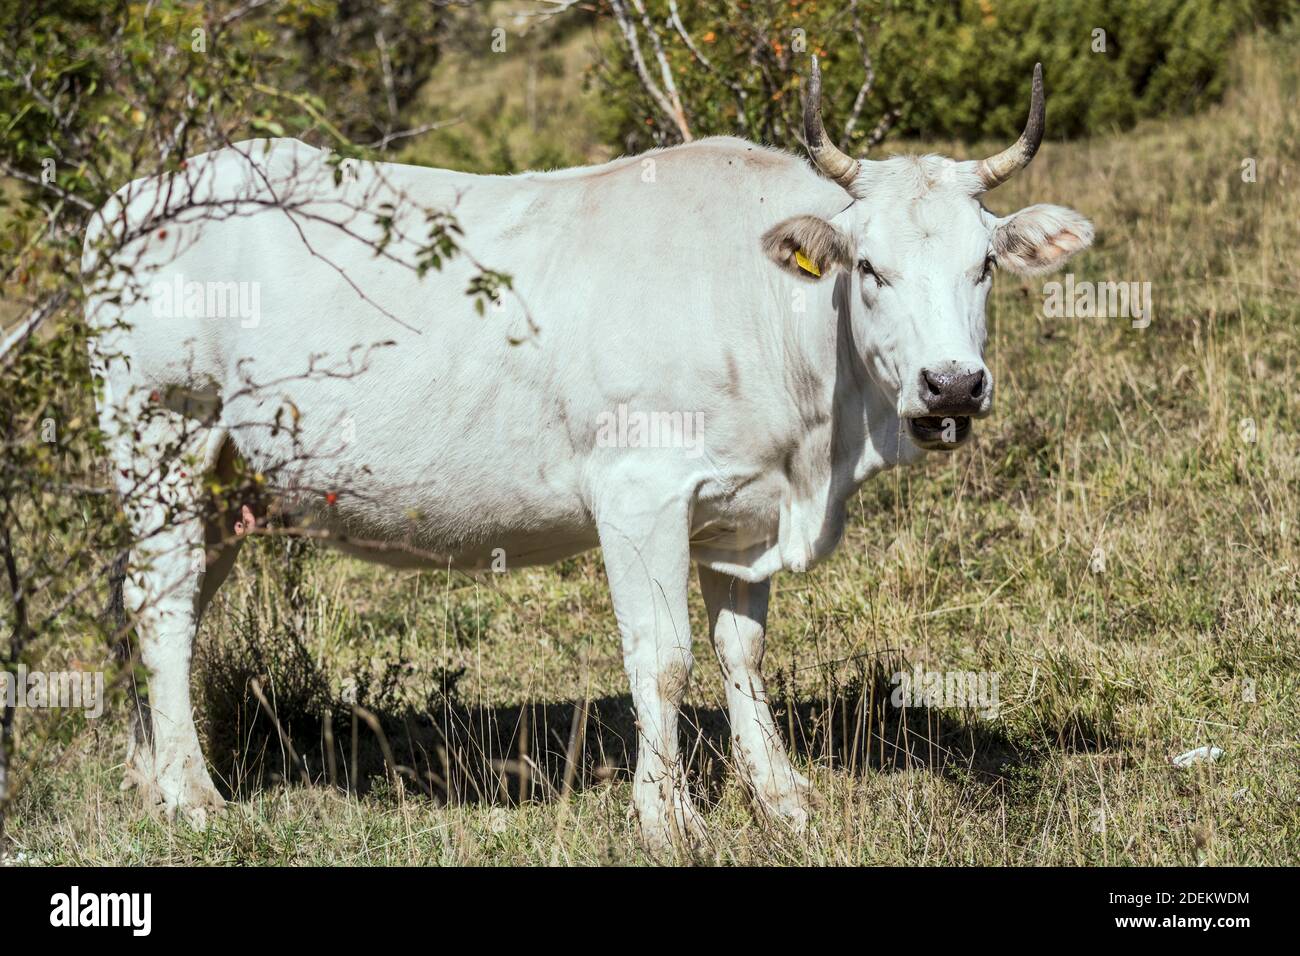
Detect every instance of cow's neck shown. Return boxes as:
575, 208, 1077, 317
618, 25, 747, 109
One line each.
769, 268, 916, 572
829, 270, 918, 479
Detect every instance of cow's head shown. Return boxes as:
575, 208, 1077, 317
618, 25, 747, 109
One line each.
764, 59, 1093, 451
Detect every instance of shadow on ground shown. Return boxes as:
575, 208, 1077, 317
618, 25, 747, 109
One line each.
194, 631, 1116, 809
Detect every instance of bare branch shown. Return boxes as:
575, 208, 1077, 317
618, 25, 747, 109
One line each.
513, 0, 585, 26
365, 117, 464, 152
0, 161, 95, 211
865, 108, 902, 149
667, 0, 747, 133
842, 0, 876, 147
216, 0, 275, 28
629, 0, 691, 141
609, 0, 691, 142
374, 28, 400, 135
0, 291, 72, 371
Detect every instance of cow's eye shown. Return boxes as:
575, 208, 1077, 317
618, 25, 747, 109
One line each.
859, 259, 884, 287
979, 256, 995, 283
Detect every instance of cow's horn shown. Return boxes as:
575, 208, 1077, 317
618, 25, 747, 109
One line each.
803, 55, 861, 193
975, 63, 1045, 190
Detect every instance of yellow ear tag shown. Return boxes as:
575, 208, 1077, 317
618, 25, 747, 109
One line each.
794, 249, 821, 277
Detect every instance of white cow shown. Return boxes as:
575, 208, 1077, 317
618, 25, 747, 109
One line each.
85, 59, 1092, 847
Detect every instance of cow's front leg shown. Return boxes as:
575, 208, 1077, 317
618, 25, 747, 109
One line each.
698, 566, 810, 830
596, 487, 704, 851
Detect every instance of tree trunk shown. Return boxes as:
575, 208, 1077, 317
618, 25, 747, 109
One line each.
0, 518, 29, 848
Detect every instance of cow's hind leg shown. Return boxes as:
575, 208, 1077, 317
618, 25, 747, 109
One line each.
698, 567, 810, 830
596, 483, 705, 851
111, 396, 233, 827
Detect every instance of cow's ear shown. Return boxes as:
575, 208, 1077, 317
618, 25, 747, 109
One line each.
762, 215, 854, 279
992, 204, 1094, 276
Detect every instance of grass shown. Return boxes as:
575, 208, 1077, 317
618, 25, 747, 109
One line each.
6, 28, 1300, 866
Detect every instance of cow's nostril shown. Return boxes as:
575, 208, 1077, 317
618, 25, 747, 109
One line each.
920, 366, 987, 412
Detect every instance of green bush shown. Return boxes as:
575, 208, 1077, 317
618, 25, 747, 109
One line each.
875, 0, 1291, 140
601, 0, 1294, 151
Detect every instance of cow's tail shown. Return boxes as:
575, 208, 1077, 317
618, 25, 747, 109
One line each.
104, 545, 153, 759
104, 548, 129, 660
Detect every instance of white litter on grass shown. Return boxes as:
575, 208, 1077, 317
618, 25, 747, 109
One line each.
1172, 745, 1224, 768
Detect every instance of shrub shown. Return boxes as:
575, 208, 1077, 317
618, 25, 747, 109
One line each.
600, 0, 1294, 152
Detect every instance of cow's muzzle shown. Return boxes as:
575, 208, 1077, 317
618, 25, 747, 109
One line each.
906, 363, 992, 450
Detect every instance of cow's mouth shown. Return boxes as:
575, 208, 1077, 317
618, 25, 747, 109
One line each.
907, 415, 972, 450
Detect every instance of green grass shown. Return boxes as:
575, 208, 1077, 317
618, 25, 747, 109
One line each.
6, 28, 1300, 866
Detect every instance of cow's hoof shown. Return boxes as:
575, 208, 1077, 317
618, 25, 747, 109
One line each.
750, 767, 814, 831
163, 782, 226, 830
631, 792, 709, 854
755, 792, 810, 831
178, 795, 225, 831
133, 759, 226, 830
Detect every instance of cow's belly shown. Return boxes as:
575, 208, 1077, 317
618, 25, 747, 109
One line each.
247, 444, 596, 572
262, 483, 599, 571
250, 431, 802, 581
319, 525, 598, 571
323, 491, 784, 578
